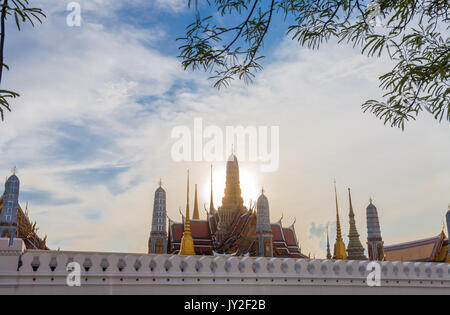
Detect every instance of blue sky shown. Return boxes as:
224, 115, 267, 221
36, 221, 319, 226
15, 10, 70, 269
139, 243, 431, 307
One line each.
0, 0, 449, 256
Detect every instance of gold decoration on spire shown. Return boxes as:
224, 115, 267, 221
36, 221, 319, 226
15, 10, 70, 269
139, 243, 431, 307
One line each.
333, 180, 347, 260
209, 165, 215, 214
193, 184, 200, 220
179, 170, 195, 255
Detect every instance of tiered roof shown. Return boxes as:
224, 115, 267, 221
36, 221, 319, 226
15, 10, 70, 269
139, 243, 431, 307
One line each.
384, 231, 448, 263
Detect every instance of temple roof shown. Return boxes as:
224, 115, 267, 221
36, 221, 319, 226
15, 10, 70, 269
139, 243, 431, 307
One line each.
384, 233, 448, 262
169, 215, 305, 258
282, 227, 297, 246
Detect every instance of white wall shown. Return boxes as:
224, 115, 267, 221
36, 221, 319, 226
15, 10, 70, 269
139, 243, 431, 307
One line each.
0, 238, 448, 295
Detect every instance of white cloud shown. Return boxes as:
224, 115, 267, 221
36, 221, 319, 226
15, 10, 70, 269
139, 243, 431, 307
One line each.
154, 0, 187, 12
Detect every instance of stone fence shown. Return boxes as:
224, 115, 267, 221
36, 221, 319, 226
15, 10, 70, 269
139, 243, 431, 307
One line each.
0, 238, 448, 294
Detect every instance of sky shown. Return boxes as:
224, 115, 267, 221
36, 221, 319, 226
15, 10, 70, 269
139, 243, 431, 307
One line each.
0, 0, 449, 257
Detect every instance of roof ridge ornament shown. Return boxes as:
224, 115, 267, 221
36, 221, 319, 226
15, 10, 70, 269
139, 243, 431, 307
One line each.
290, 217, 296, 229
277, 213, 283, 225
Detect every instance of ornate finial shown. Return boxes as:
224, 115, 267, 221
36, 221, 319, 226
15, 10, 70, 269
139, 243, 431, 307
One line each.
261, 187, 265, 195
209, 164, 215, 214
12, 166, 17, 175
278, 213, 284, 225
369, 197, 373, 204
179, 207, 184, 219
187, 169, 190, 206
333, 179, 347, 260
333, 179, 342, 239
159, 178, 162, 187
193, 183, 200, 220
290, 217, 297, 228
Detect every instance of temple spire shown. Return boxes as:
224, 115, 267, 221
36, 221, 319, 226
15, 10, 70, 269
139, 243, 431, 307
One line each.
216, 154, 244, 246
333, 180, 347, 260
193, 184, 200, 220
366, 198, 384, 261
446, 207, 450, 245
149, 180, 167, 254
346, 188, 367, 260
179, 170, 195, 255
326, 225, 332, 260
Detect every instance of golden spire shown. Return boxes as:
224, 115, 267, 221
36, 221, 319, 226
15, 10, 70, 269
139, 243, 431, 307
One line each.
193, 184, 200, 220
179, 170, 195, 255
333, 180, 347, 260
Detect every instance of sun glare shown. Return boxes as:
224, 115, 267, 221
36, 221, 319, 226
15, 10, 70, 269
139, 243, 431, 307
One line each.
203, 166, 259, 210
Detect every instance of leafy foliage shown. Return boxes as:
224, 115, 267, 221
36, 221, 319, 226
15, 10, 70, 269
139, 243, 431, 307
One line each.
0, 89, 18, 120
179, 0, 449, 129
0, 0, 45, 121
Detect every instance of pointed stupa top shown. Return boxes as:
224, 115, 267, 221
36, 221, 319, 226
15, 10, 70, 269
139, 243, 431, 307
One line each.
366, 198, 382, 240
156, 178, 165, 193
326, 225, 332, 260
7, 166, 19, 182
193, 184, 200, 220
256, 188, 271, 233
221, 153, 244, 210
333, 180, 347, 260
445, 205, 449, 243
179, 170, 195, 255
346, 188, 367, 260
185, 171, 191, 229
334, 181, 343, 242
